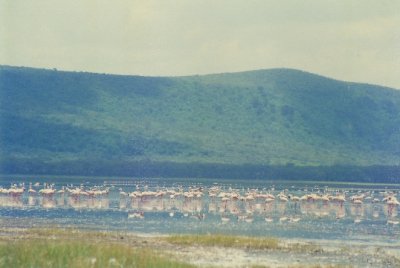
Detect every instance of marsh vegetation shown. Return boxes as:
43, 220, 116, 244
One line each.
0, 228, 399, 268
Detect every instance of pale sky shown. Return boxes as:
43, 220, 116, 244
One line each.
1, 0, 399, 88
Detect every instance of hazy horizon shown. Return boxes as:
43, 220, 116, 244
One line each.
1, 1, 399, 88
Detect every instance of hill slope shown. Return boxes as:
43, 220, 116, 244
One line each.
1, 66, 400, 174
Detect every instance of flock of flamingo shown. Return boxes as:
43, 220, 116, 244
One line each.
0, 182, 399, 225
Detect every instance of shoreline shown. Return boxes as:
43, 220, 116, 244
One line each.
1, 227, 399, 267
2, 174, 400, 187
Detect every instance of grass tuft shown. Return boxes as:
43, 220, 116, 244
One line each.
165, 234, 325, 255
165, 234, 280, 250
288, 265, 352, 268
0, 239, 194, 268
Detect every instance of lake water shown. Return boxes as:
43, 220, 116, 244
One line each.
0, 176, 399, 247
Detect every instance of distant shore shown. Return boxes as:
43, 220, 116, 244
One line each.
1, 161, 400, 184
2, 173, 400, 187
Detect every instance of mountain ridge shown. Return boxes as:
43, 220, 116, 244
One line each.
2, 65, 398, 90
1, 65, 400, 178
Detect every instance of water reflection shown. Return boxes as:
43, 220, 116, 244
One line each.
0, 182, 398, 227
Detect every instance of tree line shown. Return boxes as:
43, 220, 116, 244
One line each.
1, 159, 399, 183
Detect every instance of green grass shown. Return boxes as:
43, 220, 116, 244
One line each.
287, 265, 352, 268
248, 263, 352, 268
0, 238, 194, 268
0, 228, 396, 268
165, 234, 326, 254
166, 234, 279, 250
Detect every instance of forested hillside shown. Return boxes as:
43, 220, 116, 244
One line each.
1, 66, 399, 180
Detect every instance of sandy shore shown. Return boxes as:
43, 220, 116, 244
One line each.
1, 227, 399, 268
160, 240, 400, 267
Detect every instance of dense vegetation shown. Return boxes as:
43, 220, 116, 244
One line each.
0, 65, 399, 181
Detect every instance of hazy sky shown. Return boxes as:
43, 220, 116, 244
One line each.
1, 0, 399, 88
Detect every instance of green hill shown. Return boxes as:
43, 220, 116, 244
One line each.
1, 65, 400, 179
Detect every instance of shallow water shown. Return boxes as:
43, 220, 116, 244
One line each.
0, 176, 399, 247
